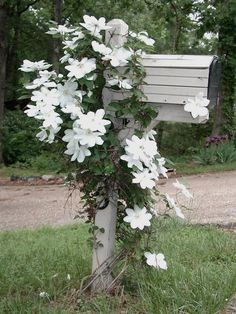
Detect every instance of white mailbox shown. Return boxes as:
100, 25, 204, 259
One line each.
104, 54, 220, 124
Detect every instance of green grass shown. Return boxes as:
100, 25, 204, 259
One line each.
0, 220, 236, 313
0, 165, 64, 178
2, 159, 236, 179
172, 159, 236, 176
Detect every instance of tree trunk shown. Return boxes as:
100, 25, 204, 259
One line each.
0, 4, 9, 164
52, 0, 63, 73
6, 14, 20, 100
212, 0, 236, 136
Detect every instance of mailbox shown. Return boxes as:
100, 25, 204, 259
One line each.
104, 54, 221, 124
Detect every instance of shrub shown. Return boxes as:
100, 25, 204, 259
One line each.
2, 109, 42, 164
193, 141, 236, 165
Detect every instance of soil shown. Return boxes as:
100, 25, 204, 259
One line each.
0, 170, 236, 231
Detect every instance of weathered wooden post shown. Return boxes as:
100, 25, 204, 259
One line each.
91, 19, 129, 292
91, 19, 221, 292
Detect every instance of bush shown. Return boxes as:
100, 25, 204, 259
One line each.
3, 109, 42, 164
157, 121, 212, 157
29, 152, 71, 173
193, 141, 236, 165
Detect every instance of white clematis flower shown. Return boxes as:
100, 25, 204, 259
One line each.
36, 126, 60, 143
144, 252, 167, 270
57, 81, 78, 107
156, 157, 168, 178
39, 110, 63, 129
124, 135, 158, 167
173, 179, 193, 199
132, 169, 157, 189
184, 92, 210, 118
120, 154, 143, 170
102, 47, 133, 67
75, 128, 104, 147
123, 205, 152, 230
77, 109, 111, 133
60, 52, 71, 63
31, 87, 60, 107
47, 24, 76, 35
25, 70, 57, 90
80, 15, 111, 38
91, 41, 112, 55
62, 103, 82, 119
19, 60, 51, 72
130, 31, 155, 46
63, 129, 91, 163
165, 193, 185, 219
65, 58, 96, 80
107, 76, 133, 89
137, 31, 155, 46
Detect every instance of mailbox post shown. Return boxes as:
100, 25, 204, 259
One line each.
91, 19, 220, 292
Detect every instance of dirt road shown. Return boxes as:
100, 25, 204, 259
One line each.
0, 171, 236, 231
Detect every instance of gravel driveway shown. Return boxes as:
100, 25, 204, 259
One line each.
0, 171, 236, 231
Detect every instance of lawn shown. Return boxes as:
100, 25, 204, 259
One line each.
0, 220, 235, 313
1, 160, 236, 179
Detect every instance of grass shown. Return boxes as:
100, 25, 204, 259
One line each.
0, 165, 64, 178
171, 159, 236, 176
0, 220, 236, 313
1, 159, 236, 179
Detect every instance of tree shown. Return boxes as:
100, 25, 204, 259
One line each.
0, 0, 40, 164
0, 1, 9, 164
195, 0, 236, 136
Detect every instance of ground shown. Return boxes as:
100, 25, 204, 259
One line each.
0, 170, 236, 231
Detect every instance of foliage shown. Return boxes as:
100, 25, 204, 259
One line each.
157, 121, 212, 156
18, 15, 200, 285
193, 141, 236, 165
0, 221, 235, 313
2, 109, 42, 164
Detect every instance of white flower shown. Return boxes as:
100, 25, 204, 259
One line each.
144, 130, 156, 141
91, 41, 112, 55
137, 31, 155, 46
129, 31, 137, 38
132, 169, 156, 189
165, 193, 185, 219
144, 252, 167, 270
124, 135, 158, 167
120, 154, 143, 170
157, 157, 168, 178
19, 60, 51, 72
80, 15, 111, 38
184, 92, 210, 118
57, 81, 78, 107
25, 103, 42, 118
123, 205, 152, 230
61, 102, 83, 119
102, 47, 133, 67
36, 126, 60, 143
63, 38, 79, 50
39, 291, 50, 298
60, 52, 71, 63
47, 24, 76, 35
65, 57, 96, 80
40, 110, 63, 129
63, 129, 91, 162
107, 76, 132, 89
76, 128, 104, 147
67, 274, 71, 280
77, 109, 111, 133
62, 32, 84, 50
31, 87, 60, 107
25, 70, 57, 90
173, 179, 193, 199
